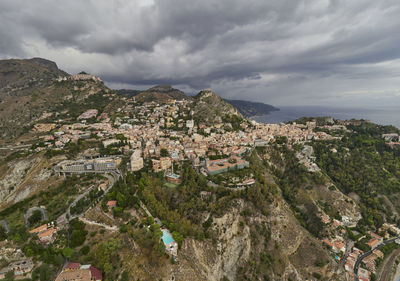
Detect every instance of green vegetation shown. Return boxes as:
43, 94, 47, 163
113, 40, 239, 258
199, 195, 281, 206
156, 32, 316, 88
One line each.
68, 218, 88, 248
28, 210, 43, 226
313, 123, 400, 228
268, 145, 325, 238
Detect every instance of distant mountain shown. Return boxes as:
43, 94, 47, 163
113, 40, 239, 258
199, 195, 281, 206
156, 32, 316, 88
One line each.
225, 99, 279, 118
0, 58, 112, 137
0, 58, 68, 99
130, 85, 191, 103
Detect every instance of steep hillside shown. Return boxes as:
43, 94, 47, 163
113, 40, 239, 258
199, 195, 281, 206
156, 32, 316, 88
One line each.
117, 89, 141, 97
0, 58, 67, 98
192, 89, 243, 125
133, 85, 190, 103
0, 58, 119, 138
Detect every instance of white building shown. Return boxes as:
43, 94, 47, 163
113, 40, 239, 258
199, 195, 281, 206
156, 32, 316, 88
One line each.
130, 149, 144, 171
186, 119, 194, 128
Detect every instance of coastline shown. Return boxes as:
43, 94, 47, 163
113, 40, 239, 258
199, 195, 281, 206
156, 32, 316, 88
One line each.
251, 106, 400, 129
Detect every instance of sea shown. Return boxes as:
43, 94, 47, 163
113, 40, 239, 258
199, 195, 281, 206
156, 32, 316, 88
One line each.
253, 106, 400, 129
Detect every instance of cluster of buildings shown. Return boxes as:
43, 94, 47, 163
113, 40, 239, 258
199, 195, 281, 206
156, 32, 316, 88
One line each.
0, 258, 34, 279
29, 222, 58, 244
55, 157, 120, 175
55, 262, 102, 281
318, 208, 392, 281
56, 73, 102, 83
320, 209, 390, 281
33, 97, 343, 182
345, 246, 384, 281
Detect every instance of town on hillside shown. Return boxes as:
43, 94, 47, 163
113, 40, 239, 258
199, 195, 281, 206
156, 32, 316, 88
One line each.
1, 85, 400, 281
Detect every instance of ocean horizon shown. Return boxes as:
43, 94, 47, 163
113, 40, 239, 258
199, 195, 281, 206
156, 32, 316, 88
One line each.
254, 106, 400, 129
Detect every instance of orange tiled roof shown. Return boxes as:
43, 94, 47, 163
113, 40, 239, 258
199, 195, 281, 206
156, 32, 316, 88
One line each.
29, 224, 47, 234
38, 227, 57, 239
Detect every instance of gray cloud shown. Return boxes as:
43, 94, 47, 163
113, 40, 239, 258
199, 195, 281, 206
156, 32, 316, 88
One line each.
1, 0, 400, 107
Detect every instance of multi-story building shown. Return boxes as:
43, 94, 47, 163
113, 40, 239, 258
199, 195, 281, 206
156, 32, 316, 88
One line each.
130, 149, 144, 171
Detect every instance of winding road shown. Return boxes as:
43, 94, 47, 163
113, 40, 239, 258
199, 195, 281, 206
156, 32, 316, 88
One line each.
56, 170, 120, 225
354, 237, 400, 281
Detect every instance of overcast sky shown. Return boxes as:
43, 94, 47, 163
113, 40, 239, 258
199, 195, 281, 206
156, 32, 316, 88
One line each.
1, 0, 400, 107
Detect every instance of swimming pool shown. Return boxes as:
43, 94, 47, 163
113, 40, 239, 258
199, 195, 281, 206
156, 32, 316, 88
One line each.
161, 229, 175, 245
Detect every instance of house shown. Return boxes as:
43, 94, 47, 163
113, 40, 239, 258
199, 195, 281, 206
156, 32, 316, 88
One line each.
161, 229, 178, 257
55, 262, 102, 281
367, 238, 381, 249
322, 237, 346, 253
152, 157, 172, 172
332, 219, 342, 228
166, 173, 182, 184
0, 259, 34, 279
107, 200, 117, 208
205, 156, 249, 176
38, 227, 57, 244
186, 120, 194, 128
320, 213, 331, 224
29, 224, 48, 234
77, 109, 99, 120
29, 223, 58, 244
369, 231, 383, 242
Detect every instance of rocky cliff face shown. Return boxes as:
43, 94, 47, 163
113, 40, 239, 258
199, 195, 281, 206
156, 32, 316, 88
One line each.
124, 196, 345, 281
0, 153, 61, 209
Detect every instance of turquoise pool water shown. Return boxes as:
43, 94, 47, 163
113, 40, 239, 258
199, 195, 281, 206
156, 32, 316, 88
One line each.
162, 230, 175, 245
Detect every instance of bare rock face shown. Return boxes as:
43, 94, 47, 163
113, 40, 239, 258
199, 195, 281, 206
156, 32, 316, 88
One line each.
0, 154, 59, 208
176, 200, 251, 281
167, 197, 345, 281
0, 157, 40, 203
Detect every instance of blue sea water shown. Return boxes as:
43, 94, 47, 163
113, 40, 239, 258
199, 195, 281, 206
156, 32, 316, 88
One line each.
254, 106, 400, 129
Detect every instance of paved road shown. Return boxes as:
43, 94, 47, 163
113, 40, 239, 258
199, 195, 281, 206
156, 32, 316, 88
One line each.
57, 170, 120, 225
79, 217, 118, 231
354, 237, 400, 281
0, 220, 10, 233
24, 207, 48, 227
340, 240, 355, 268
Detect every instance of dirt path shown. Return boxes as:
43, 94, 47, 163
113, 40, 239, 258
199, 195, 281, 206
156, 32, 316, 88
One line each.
378, 247, 400, 281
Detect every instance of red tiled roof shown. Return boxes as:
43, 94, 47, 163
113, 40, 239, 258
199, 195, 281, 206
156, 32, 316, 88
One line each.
65, 262, 81, 270
90, 266, 103, 280
29, 224, 48, 234
107, 200, 117, 207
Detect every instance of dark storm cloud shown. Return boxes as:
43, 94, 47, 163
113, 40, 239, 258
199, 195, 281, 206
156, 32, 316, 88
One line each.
1, 0, 400, 106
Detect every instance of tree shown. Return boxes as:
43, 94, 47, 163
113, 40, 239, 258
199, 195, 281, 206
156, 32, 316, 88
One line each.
62, 247, 74, 259
160, 148, 169, 157
28, 210, 43, 226
4, 271, 14, 281
68, 219, 87, 248
0, 225, 7, 241
120, 271, 129, 281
